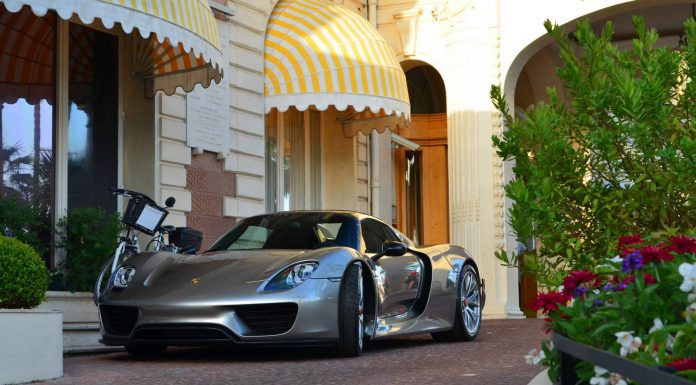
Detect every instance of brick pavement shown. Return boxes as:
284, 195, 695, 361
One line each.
33, 319, 547, 385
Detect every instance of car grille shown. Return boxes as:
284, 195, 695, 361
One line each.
100, 305, 139, 336
235, 303, 298, 335
132, 324, 232, 341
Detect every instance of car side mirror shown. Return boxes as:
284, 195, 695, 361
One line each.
371, 241, 408, 262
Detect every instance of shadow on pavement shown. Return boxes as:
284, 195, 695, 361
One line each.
106, 335, 439, 363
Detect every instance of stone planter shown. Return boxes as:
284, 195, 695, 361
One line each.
37, 291, 117, 353
0, 309, 62, 384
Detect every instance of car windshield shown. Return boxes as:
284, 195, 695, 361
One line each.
208, 212, 359, 251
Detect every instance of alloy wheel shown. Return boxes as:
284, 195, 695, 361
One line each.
461, 269, 481, 335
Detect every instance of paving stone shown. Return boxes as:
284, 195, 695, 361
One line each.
32, 319, 547, 385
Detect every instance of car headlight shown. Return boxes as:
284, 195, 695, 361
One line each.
265, 262, 318, 291
113, 266, 136, 288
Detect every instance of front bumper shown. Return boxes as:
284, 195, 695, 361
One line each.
98, 278, 342, 346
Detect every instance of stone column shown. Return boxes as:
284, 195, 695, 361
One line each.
442, 5, 523, 318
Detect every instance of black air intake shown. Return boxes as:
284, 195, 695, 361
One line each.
235, 303, 298, 335
100, 305, 138, 336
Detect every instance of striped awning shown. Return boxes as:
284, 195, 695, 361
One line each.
264, 0, 410, 120
1, 0, 223, 96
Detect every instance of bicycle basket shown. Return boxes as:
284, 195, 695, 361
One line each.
122, 196, 168, 235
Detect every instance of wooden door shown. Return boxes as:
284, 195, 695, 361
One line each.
395, 114, 449, 245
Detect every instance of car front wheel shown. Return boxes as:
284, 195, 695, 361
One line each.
336, 262, 364, 356
432, 264, 482, 342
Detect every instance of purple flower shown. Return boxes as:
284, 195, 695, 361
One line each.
573, 287, 589, 297
603, 282, 629, 292
621, 250, 643, 273
593, 299, 604, 307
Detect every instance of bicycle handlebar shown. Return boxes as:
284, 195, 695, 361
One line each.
108, 187, 155, 203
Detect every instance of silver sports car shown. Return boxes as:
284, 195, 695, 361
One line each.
97, 211, 485, 357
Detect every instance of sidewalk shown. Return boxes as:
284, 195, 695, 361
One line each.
33, 319, 547, 385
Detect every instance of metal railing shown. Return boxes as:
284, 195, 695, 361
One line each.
552, 333, 693, 385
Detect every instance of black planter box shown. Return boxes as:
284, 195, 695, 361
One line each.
552, 333, 693, 385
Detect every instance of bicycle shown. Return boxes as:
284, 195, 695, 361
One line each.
93, 187, 200, 304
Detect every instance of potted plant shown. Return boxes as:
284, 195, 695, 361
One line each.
526, 234, 696, 384
38, 206, 121, 353
0, 235, 62, 384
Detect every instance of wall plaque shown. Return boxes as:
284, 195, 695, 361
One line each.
186, 22, 230, 155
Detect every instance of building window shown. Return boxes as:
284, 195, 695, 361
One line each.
67, 24, 118, 211
0, 5, 119, 263
405, 151, 422, 245
0, 6, 56, 254
265, 107, 321, 212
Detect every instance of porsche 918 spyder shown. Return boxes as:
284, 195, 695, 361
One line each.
96, 211, 485, 357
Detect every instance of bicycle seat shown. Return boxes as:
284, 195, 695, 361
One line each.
160, 225, 176, 233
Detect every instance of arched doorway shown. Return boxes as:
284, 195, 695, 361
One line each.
393, 61, 448, 245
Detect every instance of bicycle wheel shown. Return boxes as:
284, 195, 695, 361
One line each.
93, 254, 114, 305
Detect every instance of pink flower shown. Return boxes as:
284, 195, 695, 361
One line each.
667, 236, 696, 254
618, 235, 643, 254
562, 270, 598, 298
532, 292, 568, 315
667, 357, 696, 371
639, 245, 673, 263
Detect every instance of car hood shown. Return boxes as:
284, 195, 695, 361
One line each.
108, 248, 348, 303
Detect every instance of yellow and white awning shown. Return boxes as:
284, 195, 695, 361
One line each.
1, 0, 223, 95
264, 0, 409, 119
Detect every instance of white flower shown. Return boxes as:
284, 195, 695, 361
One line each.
524, 348, 545, 365
590, 376, 608, 384
610, 373, 627, 385
615, 331, 641, 357
679, 263, 696, 292
590, 366, 609, 385
667, 334, 676, 351
610, 255, 624, 264
590, 366, 627, 385
685, 303, 696, 322
615, 331, 634, 346
649, 318, 664, 334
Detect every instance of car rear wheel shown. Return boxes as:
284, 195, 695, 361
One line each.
431, 264, 482, 342
125, 343, 167, 358
336, 262, 364, 357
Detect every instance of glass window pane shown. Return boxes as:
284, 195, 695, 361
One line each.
283, 108, 304, 210
0, 6, 55, 259
405, 151, 422, 244
265, 110, 278, 212
67, 24, 118, 212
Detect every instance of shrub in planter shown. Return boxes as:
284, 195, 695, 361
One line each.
56, 207, 121, 292
0, 196, 49, 259
527, 234, 696, 384
0, 235, 49, 308
490, 16, 696, 287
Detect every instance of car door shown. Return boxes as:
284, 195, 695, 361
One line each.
361, 218, 423, 318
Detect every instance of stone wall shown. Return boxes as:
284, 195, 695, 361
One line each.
187, 152, 238, 249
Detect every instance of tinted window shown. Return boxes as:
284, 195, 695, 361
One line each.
209, 213, 359, 251
361, 218, 399, 253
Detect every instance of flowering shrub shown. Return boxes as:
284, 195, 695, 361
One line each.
529, 234, 696, 383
